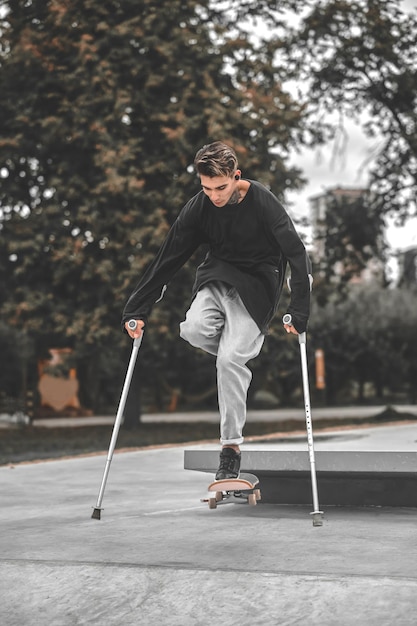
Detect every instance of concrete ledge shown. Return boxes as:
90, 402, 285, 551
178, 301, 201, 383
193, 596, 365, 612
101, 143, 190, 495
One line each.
184, 450, 417, 507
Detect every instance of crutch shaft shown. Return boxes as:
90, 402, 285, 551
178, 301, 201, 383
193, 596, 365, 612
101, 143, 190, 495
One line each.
92, 332, 143, 519
298, 333, 322, 521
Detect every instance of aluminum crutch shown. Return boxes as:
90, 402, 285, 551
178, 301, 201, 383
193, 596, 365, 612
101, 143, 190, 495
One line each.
91, 320, 142, 520
283, 313, 324, 527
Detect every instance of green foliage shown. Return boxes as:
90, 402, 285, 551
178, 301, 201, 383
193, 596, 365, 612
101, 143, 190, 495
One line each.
1, 0, 416, 412
278, 0, 417, 222
321, 193, 386, 290
309, 284, 417, 403
0, 0, 307, 411
0, 322, 23, 400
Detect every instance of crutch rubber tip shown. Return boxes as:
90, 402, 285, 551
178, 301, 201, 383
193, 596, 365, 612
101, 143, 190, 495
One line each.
91, 507, 102, 520
311, 511, 324, 527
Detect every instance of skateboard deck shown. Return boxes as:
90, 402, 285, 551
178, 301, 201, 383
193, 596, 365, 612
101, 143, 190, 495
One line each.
202, 472, 261, 509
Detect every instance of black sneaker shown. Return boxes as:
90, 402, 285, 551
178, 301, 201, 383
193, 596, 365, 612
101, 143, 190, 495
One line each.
215, 447, 241, 480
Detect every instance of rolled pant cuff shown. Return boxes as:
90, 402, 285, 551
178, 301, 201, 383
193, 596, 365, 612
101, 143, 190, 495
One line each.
220, 437, 244, 446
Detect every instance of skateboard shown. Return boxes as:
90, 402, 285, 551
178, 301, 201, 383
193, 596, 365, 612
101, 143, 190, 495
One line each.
201, 473, 261, 509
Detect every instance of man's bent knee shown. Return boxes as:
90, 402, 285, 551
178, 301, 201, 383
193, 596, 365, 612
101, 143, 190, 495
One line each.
179, 319, 196, 344
180, 318, 221, 354
180, 319, 206, 347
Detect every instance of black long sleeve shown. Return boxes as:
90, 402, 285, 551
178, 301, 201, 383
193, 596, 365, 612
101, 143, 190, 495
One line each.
122, 181, 311, 333
122, 202, 203, 325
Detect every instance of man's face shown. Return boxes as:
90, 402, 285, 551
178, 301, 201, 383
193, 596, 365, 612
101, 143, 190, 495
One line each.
199, 173, 239, 207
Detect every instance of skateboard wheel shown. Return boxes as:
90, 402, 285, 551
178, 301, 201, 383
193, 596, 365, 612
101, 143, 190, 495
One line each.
215, 491, 223, 502
248, 493, 257, 506
208, 498, 217, 509
254, 489, 261, 501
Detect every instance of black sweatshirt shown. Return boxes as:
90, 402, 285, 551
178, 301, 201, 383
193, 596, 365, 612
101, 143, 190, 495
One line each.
122, 180, 311, 334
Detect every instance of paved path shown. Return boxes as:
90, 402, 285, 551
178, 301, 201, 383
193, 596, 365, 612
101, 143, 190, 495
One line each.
1, 421, 417, 625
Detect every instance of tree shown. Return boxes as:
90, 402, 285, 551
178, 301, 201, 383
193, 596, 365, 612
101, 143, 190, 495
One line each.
309, 283, 417, 403
317, 191, 387, 297
0, 0, 308, 414
277, 0, 417, 223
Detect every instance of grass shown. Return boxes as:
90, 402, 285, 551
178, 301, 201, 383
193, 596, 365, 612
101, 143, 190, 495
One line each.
1, 405, 415, 466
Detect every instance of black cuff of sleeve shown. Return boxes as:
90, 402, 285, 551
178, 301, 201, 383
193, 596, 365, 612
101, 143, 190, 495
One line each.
121, 315, 147, 332
290, 315, 307, 334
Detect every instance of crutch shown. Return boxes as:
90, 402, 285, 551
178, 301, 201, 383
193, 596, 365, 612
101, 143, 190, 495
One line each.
91, 320, 143, 520
283, 313, 324, 527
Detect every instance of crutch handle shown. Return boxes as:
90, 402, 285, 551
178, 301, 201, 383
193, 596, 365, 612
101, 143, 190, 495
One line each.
283, 314, 306, 344
127, 319, 144, 344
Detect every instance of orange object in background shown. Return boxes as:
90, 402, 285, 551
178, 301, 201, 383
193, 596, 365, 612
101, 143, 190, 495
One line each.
315, 349, 326, 390
38, 348, 80, 413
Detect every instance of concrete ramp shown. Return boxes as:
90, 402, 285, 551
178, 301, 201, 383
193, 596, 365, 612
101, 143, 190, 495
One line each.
184, 449, 417, 507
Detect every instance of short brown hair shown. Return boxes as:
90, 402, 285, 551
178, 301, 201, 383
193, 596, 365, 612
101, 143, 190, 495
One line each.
194, 141, 238, 178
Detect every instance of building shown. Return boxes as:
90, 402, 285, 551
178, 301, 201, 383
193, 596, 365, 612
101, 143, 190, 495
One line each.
398, 246, 417, 289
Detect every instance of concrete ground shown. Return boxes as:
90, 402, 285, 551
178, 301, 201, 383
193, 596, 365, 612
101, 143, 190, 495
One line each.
1, 421, 417, 625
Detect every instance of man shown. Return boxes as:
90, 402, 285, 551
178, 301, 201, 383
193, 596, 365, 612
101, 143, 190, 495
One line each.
123, 141, 311, 480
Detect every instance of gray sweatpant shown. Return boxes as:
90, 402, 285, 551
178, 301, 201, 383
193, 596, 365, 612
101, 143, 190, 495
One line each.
179, 281, 264, 445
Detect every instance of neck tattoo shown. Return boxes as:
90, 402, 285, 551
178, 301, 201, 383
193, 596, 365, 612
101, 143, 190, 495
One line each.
228, 189, 241, 205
